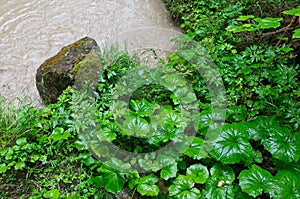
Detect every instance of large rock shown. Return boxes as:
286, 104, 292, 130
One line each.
36, 37, 102, 104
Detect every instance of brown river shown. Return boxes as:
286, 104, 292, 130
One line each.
0, 0, 181, 105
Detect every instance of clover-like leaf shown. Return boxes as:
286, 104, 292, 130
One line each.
275, 170, 300, 199
160, 163, 178, 180
137, 174, 160, 196
209, 123, 255, 164
238, 164, 278, 198
169, 175, 201, 199
186, 164, 209, 184
255, 17, 283, 29
97, 166, 126, 194
262, 127, 300, 163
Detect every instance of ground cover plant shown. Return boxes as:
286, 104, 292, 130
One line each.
1, 0, 300, 198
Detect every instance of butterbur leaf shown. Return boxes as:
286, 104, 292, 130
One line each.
238, 164, 278, 198
160, 163, 178, 180
121, 116, 149, 137
44, 189, 60, 199
254, 17, 283, 29
169, 175, 201, 199
275, 170, 300, 199
184, 137, 208, 160
283, 7, 300, 16
262, 127, 300, 163
97, 166, 125, 194
204, 163, 235, 199
161, 73, 187, 90
186, 164, 209, 184
130, 99, 153, 117
210, 123, 255, 164
137, 174, 159, 196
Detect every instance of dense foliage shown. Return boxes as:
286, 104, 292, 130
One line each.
1, 0, 300, 198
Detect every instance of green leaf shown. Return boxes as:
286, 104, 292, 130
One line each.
238, 164, 278, 197
204, 163, 235, 199
14, 161, 25, 170
44, 189, 60, 199
130, 99, 153, 117
293, 28, 300, 39
186, 164, 209, 184
254, 17, 283, 29
275, 170, 300, 199
160, 163, 178, 180
0, 163, 9, 173
226, 25, 246, 33
237, 15, 255, 21
50, 127, 71, 141
137, 174, 159, 196
184, 137, 208, 160
262, 127, 300, 163
87, 176, 105, 188
283, 7, 300, 16
161, 73, 187, 90
16, 137, 27, 145
169, 175, 201, 199
97, 166, 126, 194
121, 116, 149, 137
210, 123, 255, 164
226, 105, 247, 121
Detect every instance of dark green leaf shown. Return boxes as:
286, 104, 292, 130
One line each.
275, 170, 300, 199
97, 166, 126, 194
186, 164, 209, 184
169, 175, 200, 199
262, 127, 300, 163
160, 163, 178, 180
184, 137, 208, 160
210, 123, 255, 164
137, 174, 159, 196
238, 164, 278, 197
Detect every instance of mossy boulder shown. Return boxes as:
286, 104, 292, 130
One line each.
36, 37, 102, 104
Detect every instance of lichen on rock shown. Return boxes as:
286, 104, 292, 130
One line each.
36, 37, 102, 104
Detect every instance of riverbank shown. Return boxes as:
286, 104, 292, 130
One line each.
1, 0, 300, 198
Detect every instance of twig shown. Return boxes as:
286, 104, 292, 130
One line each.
261, 16, 299, 37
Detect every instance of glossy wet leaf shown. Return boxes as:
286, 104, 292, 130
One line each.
262, 127, 300, 163
97, 166, 126, 194
204, 163, 235, 199
275, 170, 300, 199
137, 174, 160, 196
130, 99, 153, 117
186, 164, 209, 184
169, 175, 201, 199
238, 164, 278, 197
160, 163, 178, 180
184, 137, 208, 160
210, 123, 254, 164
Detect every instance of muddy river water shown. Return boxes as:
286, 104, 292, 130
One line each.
0, 0, 181, 104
